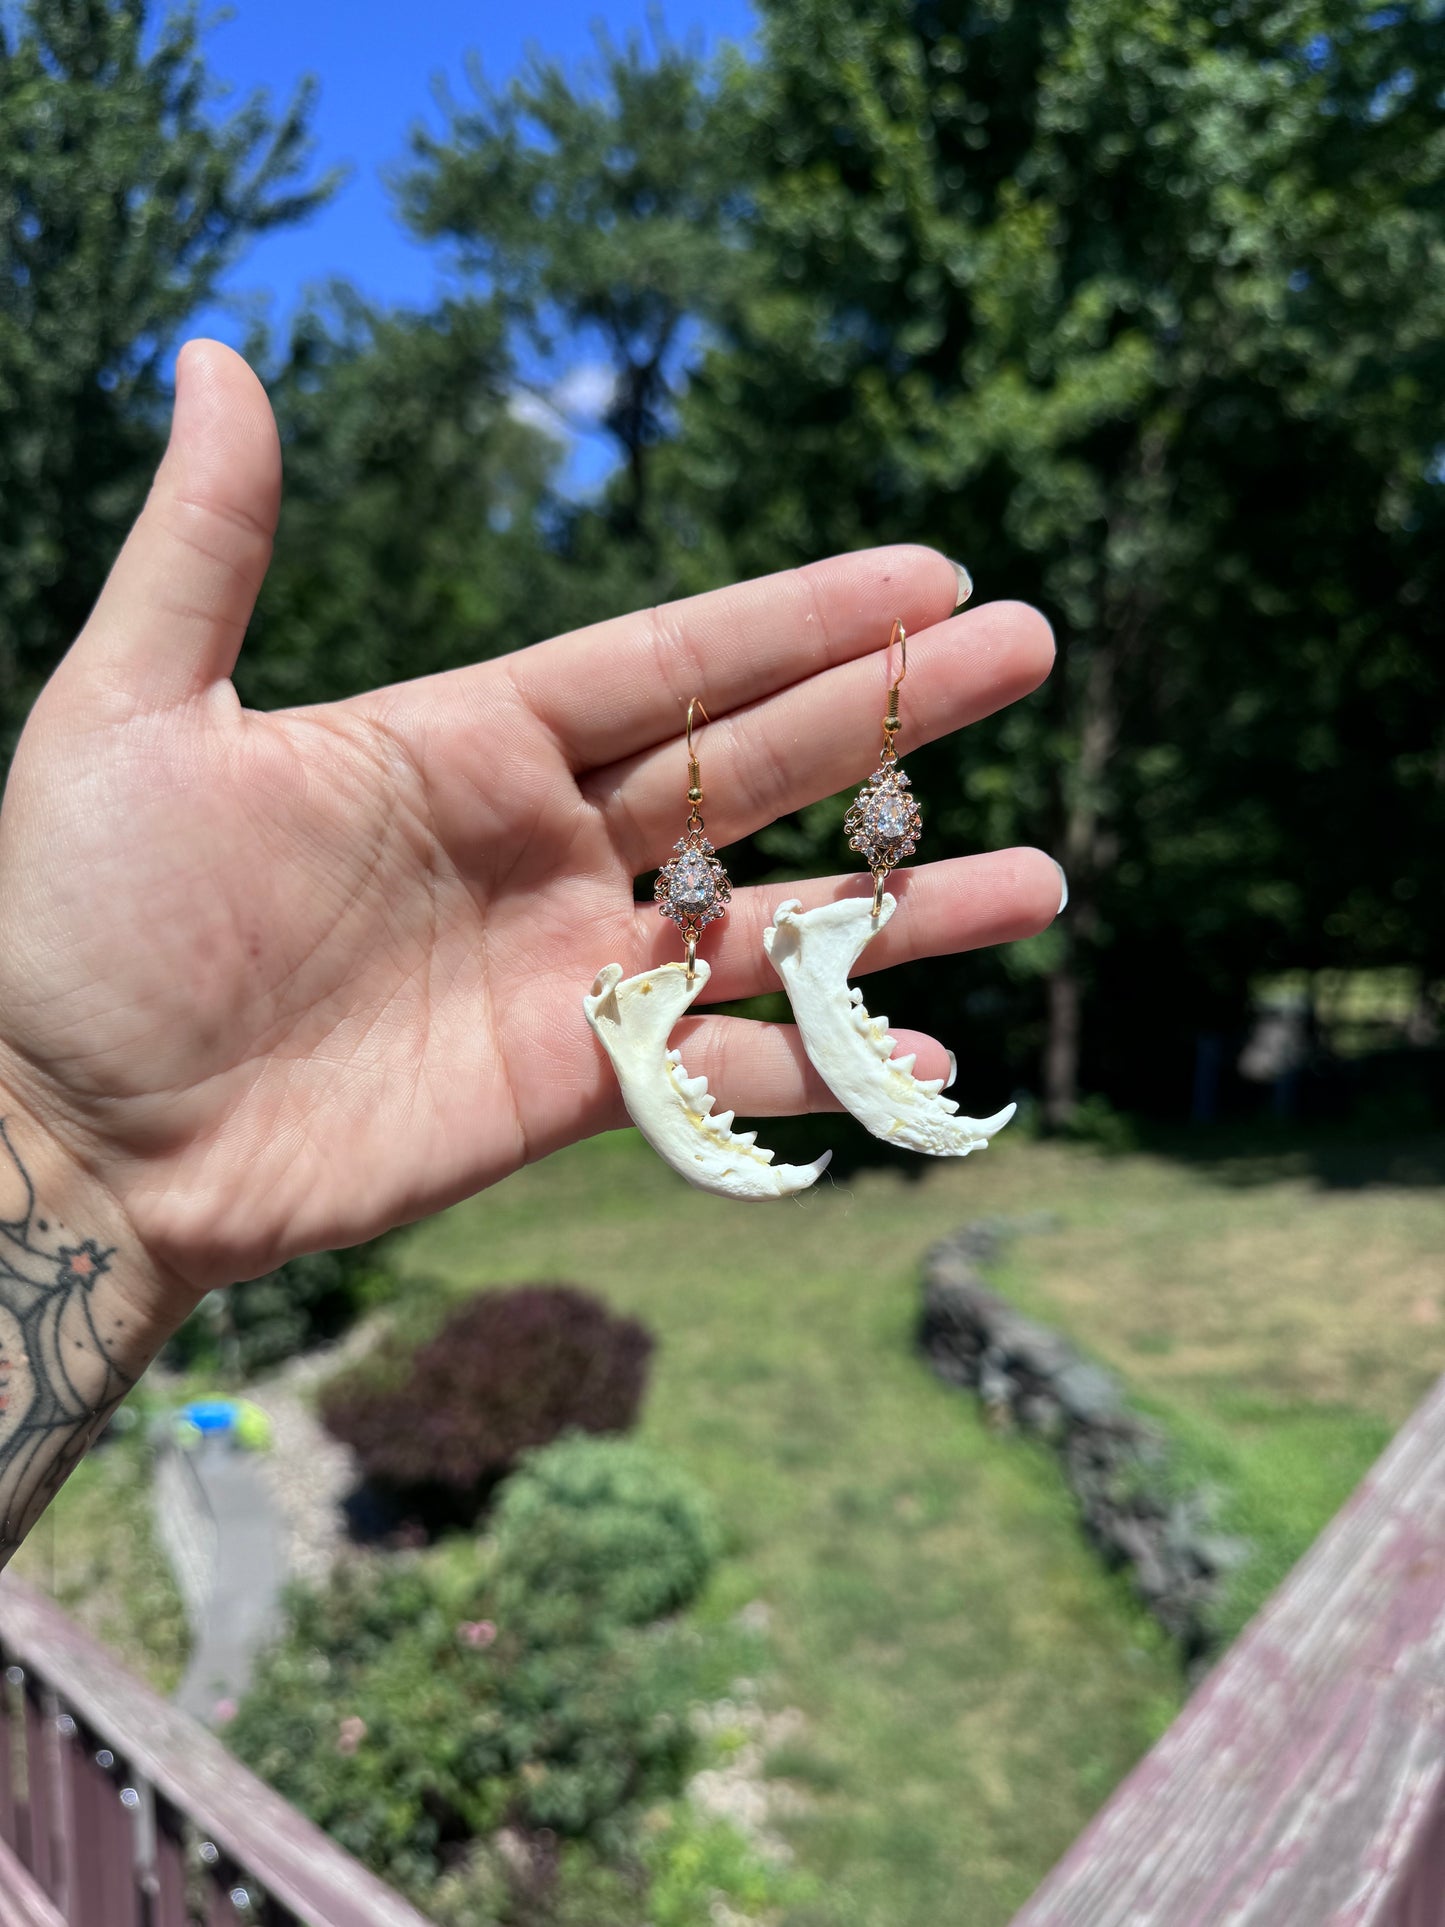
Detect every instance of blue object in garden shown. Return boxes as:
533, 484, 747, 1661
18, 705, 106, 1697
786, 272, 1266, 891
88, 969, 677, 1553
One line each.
172, 1398, 274, 1453
181, 1399, 239, 1436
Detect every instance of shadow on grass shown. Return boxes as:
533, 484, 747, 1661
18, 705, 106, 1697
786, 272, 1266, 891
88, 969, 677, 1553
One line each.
1125, 1118, 1445, 1193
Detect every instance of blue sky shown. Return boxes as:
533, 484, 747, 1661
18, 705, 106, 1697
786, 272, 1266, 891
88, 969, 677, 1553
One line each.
194, 0, 756, 338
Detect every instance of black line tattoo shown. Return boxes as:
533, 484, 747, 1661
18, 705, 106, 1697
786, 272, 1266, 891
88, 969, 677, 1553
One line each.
0, 1120, 138, 1567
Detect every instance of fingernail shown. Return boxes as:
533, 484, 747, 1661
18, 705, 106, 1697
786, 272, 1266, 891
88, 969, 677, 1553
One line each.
944, 1049, 957, 1091
947, 558, 973, 609
1051, 859, 1069, 914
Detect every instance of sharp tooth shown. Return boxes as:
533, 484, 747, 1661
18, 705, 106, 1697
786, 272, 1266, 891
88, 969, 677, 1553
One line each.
757, 1145, 775, 1164
848, 986, 864, 1005
944, 1050, 957, 1091
735, 1129, 757, 1148
917, 1076, 946, 1096
681, 1074, 709, 1100
710, 1110, 735, 1134
697, 1092, 715, 1114
871, 1015, 889, 1035
877, 1033, 897, 1058
936, 1097, 960, 1116
891, 1053, 916, 1077
666, 1048, 683, 1065
852, 1007, 871, 1032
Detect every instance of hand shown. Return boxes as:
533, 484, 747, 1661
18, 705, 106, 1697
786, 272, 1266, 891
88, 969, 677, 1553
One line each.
0, 342, 1058, 1300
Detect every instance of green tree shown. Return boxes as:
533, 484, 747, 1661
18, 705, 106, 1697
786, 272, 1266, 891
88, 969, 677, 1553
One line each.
666, 0, 1445, 1117
0, 0, 332, 745
397, 2, 1445, 1119
241, 290, 561, 710
400, 26, 752, 540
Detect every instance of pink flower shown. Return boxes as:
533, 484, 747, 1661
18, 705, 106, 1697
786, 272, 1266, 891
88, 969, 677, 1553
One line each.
337, 1716, 367, 1756
212, 1698, 238, 1726
458, 1619, 498, 1649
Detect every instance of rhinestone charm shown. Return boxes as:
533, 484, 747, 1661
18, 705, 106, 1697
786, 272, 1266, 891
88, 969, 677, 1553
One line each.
844, 759, 922, 878
655, 831, 732, 941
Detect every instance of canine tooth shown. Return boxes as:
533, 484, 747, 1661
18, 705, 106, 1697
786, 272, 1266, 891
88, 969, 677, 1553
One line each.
762, 894, 1014, 1160
582, 956, 830, 1200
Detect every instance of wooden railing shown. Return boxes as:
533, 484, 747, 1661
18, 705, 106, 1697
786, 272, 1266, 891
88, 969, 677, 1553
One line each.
1012, 1371, 1445, 1926
9, 1377, 1445, 1923
0, 1574, 432, 1927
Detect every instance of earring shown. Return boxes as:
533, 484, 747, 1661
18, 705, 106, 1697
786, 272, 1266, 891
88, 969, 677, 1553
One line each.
584, 698, 832, 1200
763, 617, 1015, 1157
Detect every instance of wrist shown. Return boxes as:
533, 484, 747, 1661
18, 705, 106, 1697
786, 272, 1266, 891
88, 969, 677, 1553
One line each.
0, 1071, 197, 1337
0, 1085, 194, 1567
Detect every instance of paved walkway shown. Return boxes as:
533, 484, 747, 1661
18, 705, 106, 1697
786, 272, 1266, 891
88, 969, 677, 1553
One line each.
157, 1437, 287, 1724
153, 1324, 375, 1721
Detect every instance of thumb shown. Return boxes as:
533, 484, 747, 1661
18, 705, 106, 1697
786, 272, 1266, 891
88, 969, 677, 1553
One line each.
66, 339, 281, 709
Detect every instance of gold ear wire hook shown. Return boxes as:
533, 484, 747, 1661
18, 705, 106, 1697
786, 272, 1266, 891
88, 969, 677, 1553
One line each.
682, 697, 712, 981
685, 697, 709, 805
887, 618, 907, 690
882, 620, 905, 753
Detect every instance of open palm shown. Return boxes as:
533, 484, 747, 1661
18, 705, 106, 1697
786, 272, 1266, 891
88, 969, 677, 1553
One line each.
0, 344, 1058, 1296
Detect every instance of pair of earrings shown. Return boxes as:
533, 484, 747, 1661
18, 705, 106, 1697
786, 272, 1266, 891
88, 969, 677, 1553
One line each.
583, 616, 1015, 1201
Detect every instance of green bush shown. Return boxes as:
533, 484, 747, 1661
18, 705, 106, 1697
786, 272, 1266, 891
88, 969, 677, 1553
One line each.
319, 1286, 654, 1528
227, 1436, 722, 1902
167, 1242, 395, 1378
228, 1585, 694, 1891
490, 1434, 721, 1645
430, 1811, 812, 1927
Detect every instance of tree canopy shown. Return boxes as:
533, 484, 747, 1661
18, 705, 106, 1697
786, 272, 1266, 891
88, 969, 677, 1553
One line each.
0, 0, 332, 740
6, 0, 1443, 1124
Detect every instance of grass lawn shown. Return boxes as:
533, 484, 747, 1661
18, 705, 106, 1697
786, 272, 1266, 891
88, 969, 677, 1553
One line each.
10, 1420, 190, 1696
395, 1122, 1445, 1927
987, 1127, 1445, 1639
14, 1118, 1444, 1925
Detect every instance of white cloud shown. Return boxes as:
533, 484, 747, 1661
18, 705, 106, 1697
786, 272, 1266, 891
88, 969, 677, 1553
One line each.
551, 360, 617, 423
505, 389, 567, 445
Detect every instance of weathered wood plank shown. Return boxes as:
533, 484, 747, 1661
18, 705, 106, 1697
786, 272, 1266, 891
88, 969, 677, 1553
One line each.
0, 1665, 17, 1851
0, 1574, 434, 1927
21, 1686, 58, 1900
0, 1838, 67, 1927
58, 1721, 141, 1927
1012, 1370, 1445, 1927
151, 1803, 191, 1927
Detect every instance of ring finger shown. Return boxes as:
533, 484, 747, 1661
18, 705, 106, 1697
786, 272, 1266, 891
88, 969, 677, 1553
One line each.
630, 847, 1064, 1005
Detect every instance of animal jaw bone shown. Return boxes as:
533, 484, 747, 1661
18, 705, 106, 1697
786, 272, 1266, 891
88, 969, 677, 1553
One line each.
583, 958, 832, 1201
762, 895, 1014, 1157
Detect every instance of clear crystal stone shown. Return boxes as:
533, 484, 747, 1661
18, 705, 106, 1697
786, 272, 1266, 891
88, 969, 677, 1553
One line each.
869, 793, 910, 840
668, 853, 713, 911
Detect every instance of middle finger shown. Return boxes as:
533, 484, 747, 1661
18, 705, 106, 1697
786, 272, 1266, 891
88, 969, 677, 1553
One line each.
584, 598, 1054, 872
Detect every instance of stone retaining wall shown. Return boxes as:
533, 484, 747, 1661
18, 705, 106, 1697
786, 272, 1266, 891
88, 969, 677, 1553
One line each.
918, 1218, 1245, 1660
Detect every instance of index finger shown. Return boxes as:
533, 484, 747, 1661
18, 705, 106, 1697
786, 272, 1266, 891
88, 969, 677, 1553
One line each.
508, 545, 965, 771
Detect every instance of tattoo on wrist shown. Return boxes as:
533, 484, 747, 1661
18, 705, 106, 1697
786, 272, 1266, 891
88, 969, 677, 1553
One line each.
0, 1120, 141, 1567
